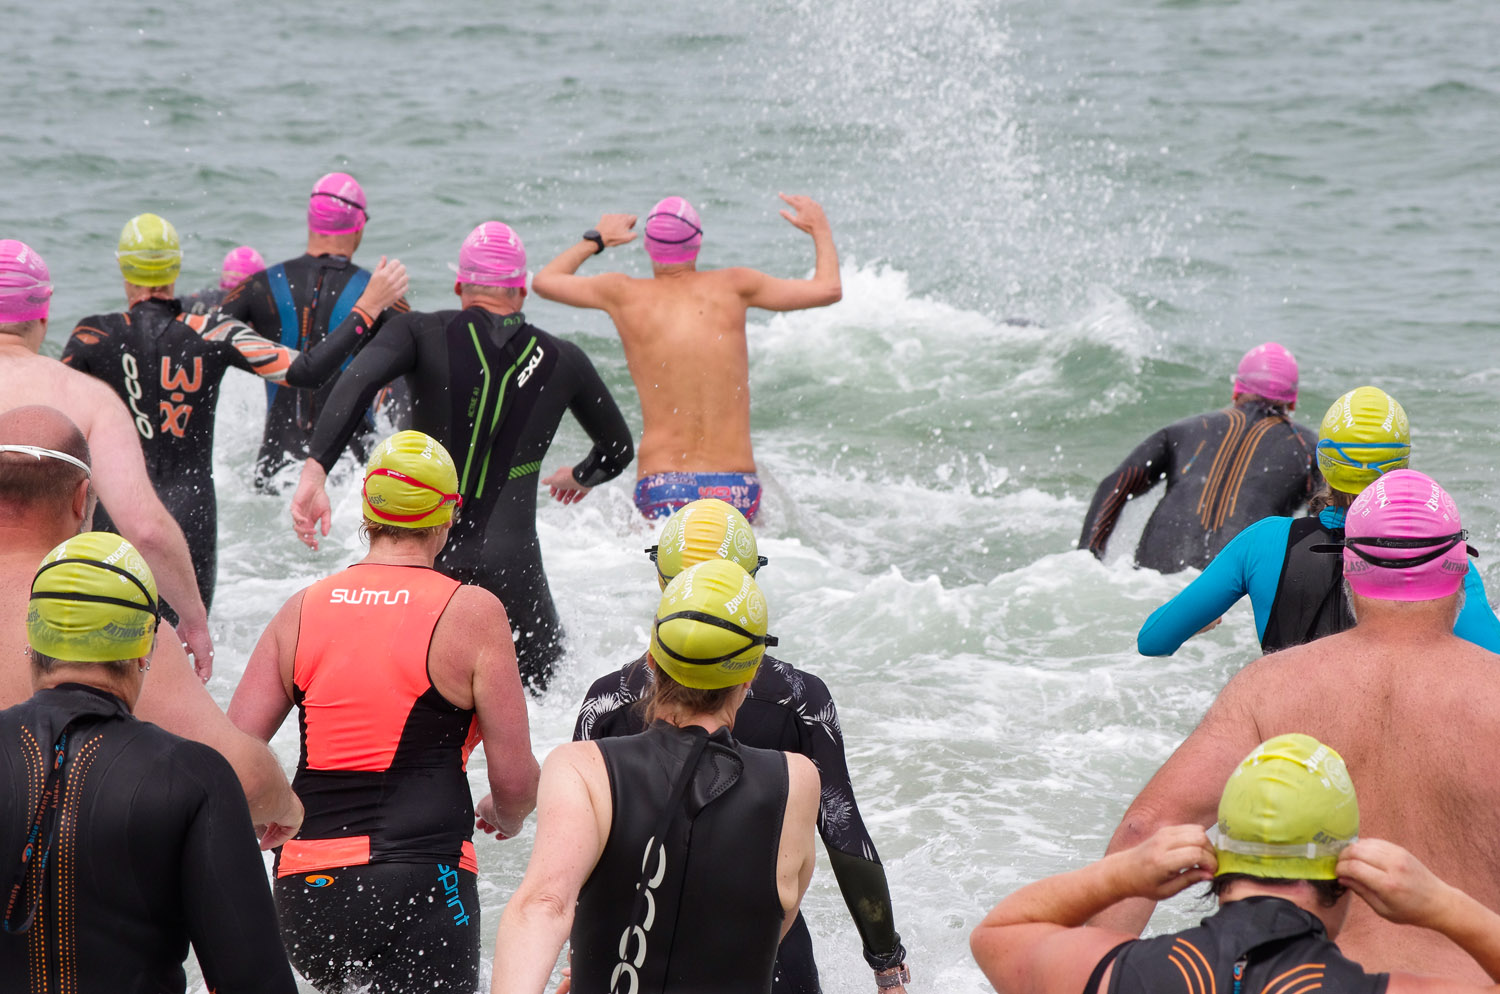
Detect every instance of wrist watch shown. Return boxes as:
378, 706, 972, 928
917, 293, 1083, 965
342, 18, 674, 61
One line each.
582, 229, 605, 255
874, 963, 910, 989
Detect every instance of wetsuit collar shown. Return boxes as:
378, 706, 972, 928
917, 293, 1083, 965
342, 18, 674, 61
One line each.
1208, 895, 1328, 957
129, 296, 182, 318
1318, 506, 1348, 530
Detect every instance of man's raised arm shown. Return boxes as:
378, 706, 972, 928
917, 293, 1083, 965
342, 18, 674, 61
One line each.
531, 213, 637, 310
735, 194, 842, 312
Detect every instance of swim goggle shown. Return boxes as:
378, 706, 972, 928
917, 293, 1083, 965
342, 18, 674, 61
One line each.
652, 610, 778, 667
645, 545, 767, 578
29, 557, 161, 631
0, 445, 90, 476
311, 191, 369, 221
1208, 825, 1355, 862
1313, 530, 1478, 570
644, 212, 703, 245
1315, 439, 1410, 473
362, 468, 462, 523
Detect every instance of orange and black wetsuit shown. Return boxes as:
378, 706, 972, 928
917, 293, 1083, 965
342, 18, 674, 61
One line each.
62, 297, 378, 613
0, 684, 294, 994
219, 253, 410, 490
1078, 400, 1319, 573
274, 562, 482, 994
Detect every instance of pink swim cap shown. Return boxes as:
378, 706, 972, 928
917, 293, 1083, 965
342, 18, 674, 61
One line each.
219, 245, 266, 290
1233, 342, 1298, 405
307, 173, 367, 236
0, 240, 54, 323
644, 196, 702, 265
452, 222, 527, 288
1342, 469, 1474, 602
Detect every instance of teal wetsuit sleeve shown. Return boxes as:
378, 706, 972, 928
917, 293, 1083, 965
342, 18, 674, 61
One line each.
1454, 567, 1500, 652
1137, 517, 1290, 655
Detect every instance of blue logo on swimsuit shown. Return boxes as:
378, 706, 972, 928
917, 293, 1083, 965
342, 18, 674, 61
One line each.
305, 874, 334, 888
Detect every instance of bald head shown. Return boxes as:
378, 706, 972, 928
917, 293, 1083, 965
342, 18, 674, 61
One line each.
0, 406, 91, 512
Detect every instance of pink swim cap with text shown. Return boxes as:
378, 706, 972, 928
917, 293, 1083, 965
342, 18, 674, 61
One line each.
307, 173, 367, 236
644, 196, 702, 265
1343, 468, 1472, 602
1233, 342, 1298, 405
220, 246, 266, 289
453, 222, 527, 288
0, 240, 54, 322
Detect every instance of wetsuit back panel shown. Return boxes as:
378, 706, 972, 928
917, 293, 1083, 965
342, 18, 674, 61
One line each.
285, 563, 478, 875
1262, 516, 1354, 653
570, 724, 787, 994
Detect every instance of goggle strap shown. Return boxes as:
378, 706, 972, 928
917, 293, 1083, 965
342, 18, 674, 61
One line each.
645, 212, 703, 245
653, 610, 777, 667
31, 558, 159, 623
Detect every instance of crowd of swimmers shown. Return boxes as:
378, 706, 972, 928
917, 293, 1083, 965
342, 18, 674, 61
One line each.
4, 174, 1500, 994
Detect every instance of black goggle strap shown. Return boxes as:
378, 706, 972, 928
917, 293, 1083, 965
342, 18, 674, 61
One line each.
312, 191, 369, 218
653, 609, 778, 666
30, 558, 161, 626
645, 212, 703, 244
3, 724, 77, 934
1312, 531, 1478, 570
644, 546, 770, 580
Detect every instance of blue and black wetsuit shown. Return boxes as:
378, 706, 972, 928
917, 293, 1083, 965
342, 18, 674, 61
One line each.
219, 253, 410, 490
1137, 505, 1500, 655
1080, 400, 1319, 573
0, 684, 294, 994
576, 653, 907, 992
63, 297, 377, 613
307, 306, 634, 692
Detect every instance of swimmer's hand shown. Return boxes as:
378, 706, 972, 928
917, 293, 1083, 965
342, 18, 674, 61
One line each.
1114, 825, 1216, 900
594, 213, 638, 247
778, 193, 830, 235
1196, 617, 1224, 635
543, 467, 591, 505
290, 459, 332, 551
475, 792, 516, 840
257, 791, 304, 851
1339, 839, 1459, 928
555, 965, 572, 994
356, 255, 410, 315
176, 615, 214, 682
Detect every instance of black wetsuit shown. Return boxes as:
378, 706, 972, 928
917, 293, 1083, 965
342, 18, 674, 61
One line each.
570, 722, 788, 994
180, 284, 225, 315
576, 654, 906, 991
1085, 897, 1387, 994
307, 307, 634, 692
219, 252, 410, 490
1079, 400, 1319, 573
0, 684, 294, 994
63, 297, 379, 613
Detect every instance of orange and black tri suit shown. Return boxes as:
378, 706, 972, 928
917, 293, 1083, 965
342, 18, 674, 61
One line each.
1084, 897, 1386, 994
273, 562, 482, 994
62, 296, 380, 612
1079, 399, 1319, 573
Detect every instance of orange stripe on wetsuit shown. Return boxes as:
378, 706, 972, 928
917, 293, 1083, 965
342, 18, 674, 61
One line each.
280, 562, 480, 877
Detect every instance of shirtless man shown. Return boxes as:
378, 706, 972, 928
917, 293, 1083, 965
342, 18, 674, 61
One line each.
0, 404, 301, 845
0, 239, 214, 674
1094, 468, 1500, 982
533, 194, 842, 522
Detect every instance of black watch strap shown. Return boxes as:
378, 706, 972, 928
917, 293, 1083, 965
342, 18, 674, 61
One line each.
582, 229, 605, 255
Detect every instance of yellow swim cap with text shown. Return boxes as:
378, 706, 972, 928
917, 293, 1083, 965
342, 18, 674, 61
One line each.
116, 213, 182, 287
650, 559, 774, 690
362, 430, 462, 529
27, 532, 160, 663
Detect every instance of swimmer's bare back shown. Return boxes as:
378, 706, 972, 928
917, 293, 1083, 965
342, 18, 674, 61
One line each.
533, 194, 841, 477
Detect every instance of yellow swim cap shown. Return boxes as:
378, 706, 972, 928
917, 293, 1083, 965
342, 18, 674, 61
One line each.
1317, 386, 1411, 494
27, 532, 160, 663
116, 213, 182, 287
1211, 733, 1359, 881
362, 430, 462, 529
649, 498, 764, 589
650, 559, 776, 690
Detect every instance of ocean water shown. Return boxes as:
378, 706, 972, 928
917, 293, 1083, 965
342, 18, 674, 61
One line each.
7, 0, 1500, 990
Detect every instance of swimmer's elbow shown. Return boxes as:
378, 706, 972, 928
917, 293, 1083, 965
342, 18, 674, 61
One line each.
819, 282, 842, 306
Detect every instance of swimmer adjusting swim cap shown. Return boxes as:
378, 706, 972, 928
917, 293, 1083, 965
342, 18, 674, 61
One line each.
452, 222, 527, 288
1338, 468, 1473, 602
116, 214, 182, 287
0, 240, 53, 323
1211, 733, 1358, 881
1317, 386, 1411, 494
650, 559, 776, 690
219, 245, 266, 290
644, 196, 702, 265
649, 498, 764, 589
308, 172, 367, 236
1233, 342, 1298, 405
27, 532, 160, 663
362, 430, 462, 529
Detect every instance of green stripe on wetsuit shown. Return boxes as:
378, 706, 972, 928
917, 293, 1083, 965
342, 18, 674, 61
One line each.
460, 322, 537, 499
508, 461, 541, 480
